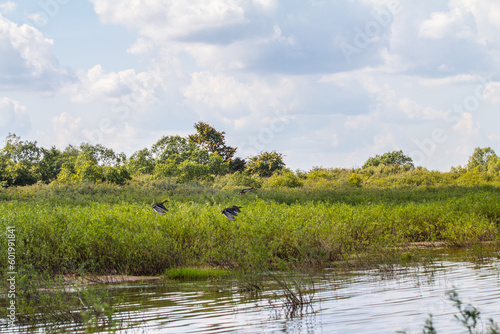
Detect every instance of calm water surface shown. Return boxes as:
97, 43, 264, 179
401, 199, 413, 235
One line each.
4, 250, 500, 333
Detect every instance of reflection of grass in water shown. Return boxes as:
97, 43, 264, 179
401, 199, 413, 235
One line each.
397, 289, 500, 334
0, 267, 136, 333
269, 272, 315, 317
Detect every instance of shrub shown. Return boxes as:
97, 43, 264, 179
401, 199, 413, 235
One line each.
348, 173, 362, 187
267, 172, 303, 188
227, 171, 263, 188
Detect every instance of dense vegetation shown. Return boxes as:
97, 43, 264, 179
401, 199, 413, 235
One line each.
0, 122, 287, 187
1, 124, 500, 330
1, 179, 500, 276
1, 123, 500, 189
1, 123, 500, 276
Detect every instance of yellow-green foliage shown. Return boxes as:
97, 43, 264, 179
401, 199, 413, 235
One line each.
226, 171, 263, 188
348, 173, 363, 187
266, 172, 303, 188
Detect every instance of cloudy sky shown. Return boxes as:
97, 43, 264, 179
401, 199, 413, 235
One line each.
1, 0, 500, 171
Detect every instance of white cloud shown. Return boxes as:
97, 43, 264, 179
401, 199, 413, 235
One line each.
419, 0, 500, 45
419, 8, 471, 39
0, 13, 70, 91
127, 37, 154, 55
452, 112, 479, 135
488, 134, 500, 146
313, 129, 339, 148
51, 112, 84, 147
3, 1, 500, 173
325, 68, 448, 121
344, 114, 372, 130
90, 0, 392, 75
455, 0, 500, 45
0, 1, 16, 14
398, 97, 447, 120
90, 0, 258, 39
183, 71, 297, 126
0, 97, 29, 133
418, 74, 481, 87
371, 132, 396, 151
483, 81, 500, 105
66, 65, 159, 106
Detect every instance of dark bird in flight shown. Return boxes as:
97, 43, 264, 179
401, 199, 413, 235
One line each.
221, 205, 243, 221
239, 187, 256, 195
152, 200, 168, 215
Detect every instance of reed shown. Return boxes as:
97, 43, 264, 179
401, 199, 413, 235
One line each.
1, 182, 500, 276
270, 273, 315, 313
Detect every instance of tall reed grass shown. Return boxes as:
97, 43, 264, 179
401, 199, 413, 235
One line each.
1, 182, 500, 275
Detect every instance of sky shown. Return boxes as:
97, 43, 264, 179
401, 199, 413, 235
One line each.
1, 0, 500, 171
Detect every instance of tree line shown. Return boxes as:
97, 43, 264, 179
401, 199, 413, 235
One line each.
0, 122, 285, 187
1, 122, 499, 187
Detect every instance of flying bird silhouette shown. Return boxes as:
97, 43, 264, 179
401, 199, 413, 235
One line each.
152, 200, 168, 215
239, 187, 256, 195
221, 205, 243, 221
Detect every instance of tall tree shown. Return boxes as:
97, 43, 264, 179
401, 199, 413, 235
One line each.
0, 133, 42, 186
467, 147, 497, 171
35, 146, 65, 183
127, 148, 155, 175
188, 122, 236, 162
151, 135, 192, 163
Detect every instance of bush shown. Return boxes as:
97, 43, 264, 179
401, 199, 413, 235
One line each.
246, 151, 285, 177
348, 173, 362, 187
227, 171, 263, 188
267, 172, 303, 188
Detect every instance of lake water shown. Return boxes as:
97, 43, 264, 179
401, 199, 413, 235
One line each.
3, 249, 500, 333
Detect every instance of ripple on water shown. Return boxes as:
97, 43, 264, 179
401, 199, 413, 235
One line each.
2, 256, 500, 333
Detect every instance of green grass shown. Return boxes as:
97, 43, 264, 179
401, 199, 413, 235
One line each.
164, 267, 232, 280
1, 181, 500, 276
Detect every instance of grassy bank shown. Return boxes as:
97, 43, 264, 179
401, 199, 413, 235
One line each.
1, 181, 500, 276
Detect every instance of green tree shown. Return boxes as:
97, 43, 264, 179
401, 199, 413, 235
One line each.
487, 155, 500, 174
34, 146, 65, 183
127, 148, 155, 175
228, 157, 246, 173
466, 147, 497, 171
207, 153, 229, 175
57, 143, 130, 184
246, 151, 286, 177
178, 160, 210, 182
188, 122, 236, 162
151, 135, 192, 163
0, 133, 42, 186
1, 133, 42, 164
362, 150, 414, 169
152, 159, 179, 178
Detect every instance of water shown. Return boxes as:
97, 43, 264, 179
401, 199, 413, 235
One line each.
3, 251, 500, 333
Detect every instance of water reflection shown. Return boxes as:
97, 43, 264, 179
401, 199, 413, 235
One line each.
2, 250, 500, 333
